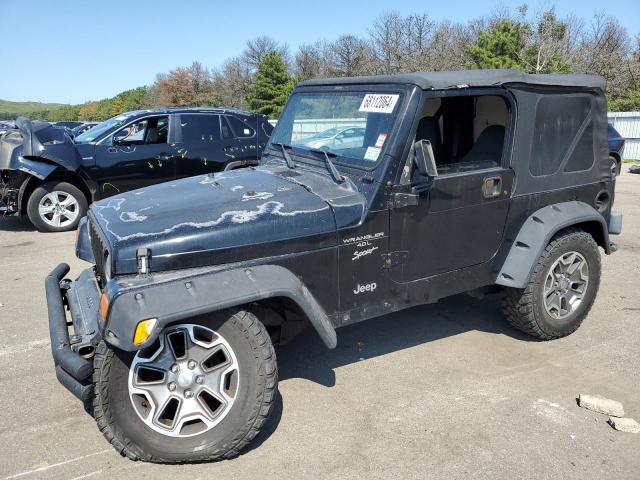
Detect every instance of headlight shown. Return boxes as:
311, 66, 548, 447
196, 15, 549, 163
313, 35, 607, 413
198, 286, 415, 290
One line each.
103, 251, 112, 280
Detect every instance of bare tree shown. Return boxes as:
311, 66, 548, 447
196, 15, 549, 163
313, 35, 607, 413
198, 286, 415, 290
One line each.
242, 36, 289, 72
295, 41, 331, 79
369, 11, 407, 74
212, 58, 253, 108
328, 35, 374, 76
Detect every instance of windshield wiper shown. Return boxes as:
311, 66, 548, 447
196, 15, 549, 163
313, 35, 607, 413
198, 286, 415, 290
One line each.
271, 142, 296, 169
309, 149, 344, 184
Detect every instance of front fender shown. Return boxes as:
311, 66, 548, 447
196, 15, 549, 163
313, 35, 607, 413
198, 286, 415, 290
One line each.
14, 156, 57, 180
495, 201, 610, 289
103, 264, 337, 351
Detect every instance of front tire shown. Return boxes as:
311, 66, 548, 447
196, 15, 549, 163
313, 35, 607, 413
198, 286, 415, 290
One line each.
92, 310, 278, 463
26, 181, 87, 232
502, 229, 601, 340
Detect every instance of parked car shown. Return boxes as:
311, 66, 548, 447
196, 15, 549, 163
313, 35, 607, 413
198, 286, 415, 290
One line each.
608, 123, 625, 177
0, 121, 16, 137
53, 121, 84, 131
45, 70, 620, 463
299, 126, 365, 149
0, 108, 273, 231
68, 122, 99, 139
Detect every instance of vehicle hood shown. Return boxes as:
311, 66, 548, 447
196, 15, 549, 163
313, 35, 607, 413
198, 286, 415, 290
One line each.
0, 117, 83, 173
90, 164, 366, 274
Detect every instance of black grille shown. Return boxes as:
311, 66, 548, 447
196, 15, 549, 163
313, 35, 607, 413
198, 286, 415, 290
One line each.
89, 218, 108, 284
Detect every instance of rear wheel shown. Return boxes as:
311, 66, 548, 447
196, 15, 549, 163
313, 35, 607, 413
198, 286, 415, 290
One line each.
502, 229, 601, 340
610, 155, 620, 179
26, 181, 87, 232
92, 309, 277, 463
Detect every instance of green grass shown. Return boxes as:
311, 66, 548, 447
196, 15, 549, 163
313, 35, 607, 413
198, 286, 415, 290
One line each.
0, 98, 67, 116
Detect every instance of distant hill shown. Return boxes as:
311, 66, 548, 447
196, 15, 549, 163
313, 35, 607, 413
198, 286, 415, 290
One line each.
0, 98, 67, 118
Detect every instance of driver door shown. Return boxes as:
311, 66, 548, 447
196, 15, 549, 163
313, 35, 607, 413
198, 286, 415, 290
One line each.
92, 115, 175, 198
389, 91, 514, 283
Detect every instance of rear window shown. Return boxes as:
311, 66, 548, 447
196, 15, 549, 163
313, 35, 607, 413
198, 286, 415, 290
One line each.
530, 95, 594, 176
226, 115, 255, 138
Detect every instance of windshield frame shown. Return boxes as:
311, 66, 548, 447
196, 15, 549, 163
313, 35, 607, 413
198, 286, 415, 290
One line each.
267, 84, 410, 173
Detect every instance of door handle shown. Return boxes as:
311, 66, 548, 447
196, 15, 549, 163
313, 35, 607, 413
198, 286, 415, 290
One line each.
107, 147, 117, 153
482, 176, 503, 198
155, 153, 172, 161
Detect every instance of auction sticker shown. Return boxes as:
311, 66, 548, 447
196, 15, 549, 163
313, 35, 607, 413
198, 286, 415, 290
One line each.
364, 146, 381, 161
375, 133, 388, 148
359, 94, 399, 113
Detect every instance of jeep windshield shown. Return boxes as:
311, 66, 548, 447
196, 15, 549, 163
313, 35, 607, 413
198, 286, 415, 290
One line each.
74, 112, 141, 144
269, 90, 403, 169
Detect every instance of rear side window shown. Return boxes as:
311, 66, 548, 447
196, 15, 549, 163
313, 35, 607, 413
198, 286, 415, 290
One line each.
181, 114, 220, 145
530, 95, 594, 176
226, 115, 255, 138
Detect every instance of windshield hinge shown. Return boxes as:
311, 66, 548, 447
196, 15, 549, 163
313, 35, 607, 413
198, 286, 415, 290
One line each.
137, 248, 151, 274
382, 251, 409, 269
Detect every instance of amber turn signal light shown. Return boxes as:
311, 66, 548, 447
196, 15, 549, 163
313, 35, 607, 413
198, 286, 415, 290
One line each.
99, 292, 110, 319
133, 318, 157, 345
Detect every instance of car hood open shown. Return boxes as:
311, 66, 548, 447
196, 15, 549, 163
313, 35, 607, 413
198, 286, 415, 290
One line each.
89, 164, 367, 274
0, 117, 84, 174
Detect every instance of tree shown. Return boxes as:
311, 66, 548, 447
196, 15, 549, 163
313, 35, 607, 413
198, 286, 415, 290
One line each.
521, 9, 571, 73
468, 19, 527, 69
212, 58, 252, 108
148, 61, 216, 107
328, 35, 374, 77
242, 36, 289, 72
246, 51, 294, 118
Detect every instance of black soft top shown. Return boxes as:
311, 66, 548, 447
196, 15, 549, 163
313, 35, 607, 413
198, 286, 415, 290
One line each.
300, 69, 605, 91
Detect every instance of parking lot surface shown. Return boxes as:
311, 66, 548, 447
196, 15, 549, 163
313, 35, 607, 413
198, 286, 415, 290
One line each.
0, 171, 638, 480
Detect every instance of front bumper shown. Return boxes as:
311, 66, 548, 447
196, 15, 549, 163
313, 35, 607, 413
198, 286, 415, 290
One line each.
46, 263, 102, 401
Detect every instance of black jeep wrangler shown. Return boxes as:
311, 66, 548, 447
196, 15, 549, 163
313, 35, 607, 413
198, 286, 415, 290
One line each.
45, 70, 622, 463
0, 108, 272, 232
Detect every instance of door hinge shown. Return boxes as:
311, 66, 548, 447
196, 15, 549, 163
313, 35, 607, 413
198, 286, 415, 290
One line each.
382, 251, 409, 269
391, 192, 418, 209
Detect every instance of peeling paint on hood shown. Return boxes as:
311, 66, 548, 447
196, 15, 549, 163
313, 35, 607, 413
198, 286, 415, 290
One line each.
89, 165, 366, 274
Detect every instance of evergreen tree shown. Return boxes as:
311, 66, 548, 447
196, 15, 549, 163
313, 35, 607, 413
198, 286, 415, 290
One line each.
246, 51, 294, 118
468, 20, 527, 70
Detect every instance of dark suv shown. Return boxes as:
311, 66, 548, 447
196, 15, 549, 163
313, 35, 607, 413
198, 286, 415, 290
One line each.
0, 108, 273, 231
45, 70, 621, 463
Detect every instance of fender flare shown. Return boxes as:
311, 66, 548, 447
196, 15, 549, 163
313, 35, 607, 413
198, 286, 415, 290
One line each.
495, 201, 609, 289
104, 264, 337, 351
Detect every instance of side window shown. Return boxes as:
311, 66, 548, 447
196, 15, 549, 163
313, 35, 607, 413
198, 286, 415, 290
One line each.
530, 95, 593, 176
226, 115, 255, 138
406, 94, 509, 182
111, 116, 168, 145
181, 114, 221, 145
221, 116, 233, 139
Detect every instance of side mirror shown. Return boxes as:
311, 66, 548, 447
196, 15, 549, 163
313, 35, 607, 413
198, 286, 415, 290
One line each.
112, 131, 128, 145
414, 139, 438, 178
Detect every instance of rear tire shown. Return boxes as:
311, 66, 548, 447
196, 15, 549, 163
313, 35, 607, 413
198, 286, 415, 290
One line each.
610, 155, 620, 178
26, 181, 87, 232
502, 229, 601, 340
92, 309, 278, 463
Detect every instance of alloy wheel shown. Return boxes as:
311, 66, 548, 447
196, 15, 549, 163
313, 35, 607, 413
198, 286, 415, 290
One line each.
543, 251, 589, 320
128, 324, 240, 437
37, 191, 80, 228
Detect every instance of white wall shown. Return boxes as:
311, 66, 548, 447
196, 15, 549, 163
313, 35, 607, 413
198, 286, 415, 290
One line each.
608, 112, 640, 160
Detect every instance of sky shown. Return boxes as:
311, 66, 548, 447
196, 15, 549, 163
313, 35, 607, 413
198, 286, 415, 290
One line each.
1, 0, 638, 104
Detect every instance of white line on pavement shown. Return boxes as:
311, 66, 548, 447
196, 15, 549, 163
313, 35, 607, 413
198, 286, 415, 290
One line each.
3, 450, 111, 479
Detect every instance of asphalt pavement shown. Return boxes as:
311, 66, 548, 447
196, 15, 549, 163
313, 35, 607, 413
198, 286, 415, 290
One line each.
0, 169, 638, 479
